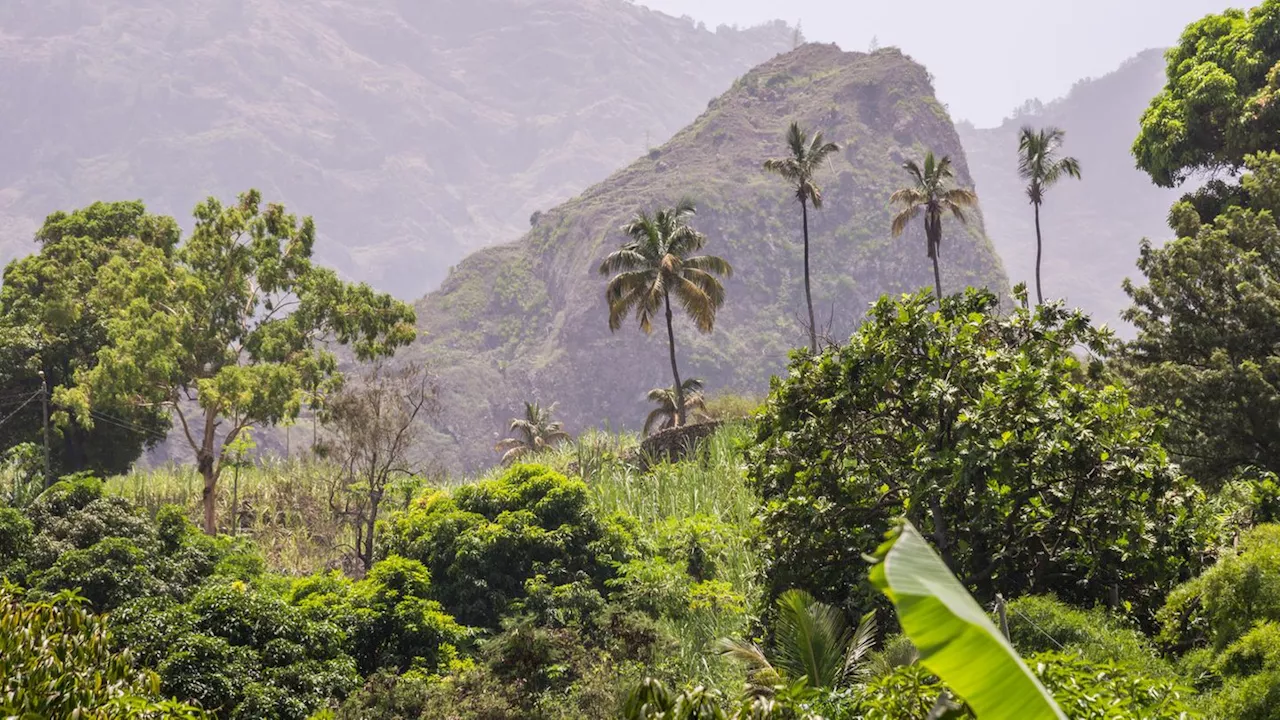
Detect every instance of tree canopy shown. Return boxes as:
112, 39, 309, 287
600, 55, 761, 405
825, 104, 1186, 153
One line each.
55, 190, 417, 533
1124, 152, 1280, 486
1133, 0, 1280, 187
0, 202, 177, 476
750, 288, 1202, 620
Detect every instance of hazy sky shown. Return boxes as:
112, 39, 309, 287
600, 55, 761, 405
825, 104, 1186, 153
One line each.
641, 0, 1238, 126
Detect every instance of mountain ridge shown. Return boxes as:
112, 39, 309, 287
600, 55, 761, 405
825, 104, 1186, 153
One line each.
409, 43, 1010, 471
0, 0, 794, 297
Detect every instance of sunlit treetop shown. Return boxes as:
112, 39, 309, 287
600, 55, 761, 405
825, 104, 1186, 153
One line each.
1134, 0, 1280, 188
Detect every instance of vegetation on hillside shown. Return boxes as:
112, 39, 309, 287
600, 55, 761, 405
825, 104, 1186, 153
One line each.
5, 2, 1280, 718
0, 0, 794, 296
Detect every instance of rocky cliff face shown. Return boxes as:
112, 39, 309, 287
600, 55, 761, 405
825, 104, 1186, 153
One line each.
0, 0, 793, 296
412, 44, 1010, 471
958, 49, 1181, 333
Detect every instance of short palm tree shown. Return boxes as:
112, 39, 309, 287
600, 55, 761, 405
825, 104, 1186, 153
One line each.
599, 200, 732, 427
494, 401, 570, 465
644, 378, 709, 436
890, 152, 979, 301
717, 589, 877, 694
764, 122, 840, 354
1018, 126, 1082, 305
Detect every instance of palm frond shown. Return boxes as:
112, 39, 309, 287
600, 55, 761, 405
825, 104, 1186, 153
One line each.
681, 254, 733, 278
673, 276, 717, 333
643, 406, 674, 436
841, 611, 878, 683
890, 207, 921, 238
772, 589, 854, 690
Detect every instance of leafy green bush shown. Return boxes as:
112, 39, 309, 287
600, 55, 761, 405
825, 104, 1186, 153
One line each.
1006, 595, 1174, 678
1160, 524, 1280, 653
383, 463, 634, 627
113, 582, 359, 719
290, 556, 470, 675
13, 477, 260, 611
0, 585, 210, 719
750, 289, 1202, 618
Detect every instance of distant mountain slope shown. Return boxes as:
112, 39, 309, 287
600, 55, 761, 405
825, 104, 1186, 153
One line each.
958, 49, 1180, 332
411, 44, 1010, 471
0, 0, 793, 296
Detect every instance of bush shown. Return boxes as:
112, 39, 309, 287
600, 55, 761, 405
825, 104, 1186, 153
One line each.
113, 583, 359, 720
383, 463, 634, 627
291, 556, 471, 676
749, 289, 1202, 619
1006, 595, 1173, 678
1160, 524, 1280, 653
0, 585, 210, 719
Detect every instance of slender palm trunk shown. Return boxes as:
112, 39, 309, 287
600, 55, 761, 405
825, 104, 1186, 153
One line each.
931, 254, 943, 303
801, 198, 817, 353
663, 290, 685, 427
927, 214, 943, 302
1033, 202, 1044, 305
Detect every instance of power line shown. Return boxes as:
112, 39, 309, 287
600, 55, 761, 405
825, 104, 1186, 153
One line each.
88, 409, 170, 442
0, 391, 43, 430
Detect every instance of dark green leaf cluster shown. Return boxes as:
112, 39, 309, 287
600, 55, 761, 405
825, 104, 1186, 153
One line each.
1, 476, 252, 611
112, 583, 360, 720
1, 585, 211, 719
750, 288, 1202, 619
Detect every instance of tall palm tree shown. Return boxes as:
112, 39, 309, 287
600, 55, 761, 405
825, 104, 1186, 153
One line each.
764, 122, 840, 353
1018, 126, 1082, 305
599, 200, 732, 427
644, 378, 709, 436
494, 401, 570, 465
718, 589, 877, 693
889, 152, 979, 301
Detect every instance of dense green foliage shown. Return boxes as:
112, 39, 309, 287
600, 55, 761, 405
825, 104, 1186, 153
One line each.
0, 202, 175, 476
1, 585, 210, 719
1125, 152, 1280, 487
750, 288, 1200, 619
384, 463, 633, 628
55, 190, 417, 534
1134, 0, 1280, 187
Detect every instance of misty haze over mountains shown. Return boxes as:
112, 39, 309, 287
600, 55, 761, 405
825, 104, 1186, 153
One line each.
0, 0, 793, 296
0, 0, 1185, 464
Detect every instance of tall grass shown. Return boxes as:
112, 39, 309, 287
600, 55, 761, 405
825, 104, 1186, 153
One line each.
575, 421, 763, 691
105, 459, 364, 575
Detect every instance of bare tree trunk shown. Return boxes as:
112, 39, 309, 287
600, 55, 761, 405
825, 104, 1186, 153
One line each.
198, 451, 217, 535
802, 199, 817, 353
363, 487, 382, 571
663, 290, 685, 427
1034, 202, 1044, 305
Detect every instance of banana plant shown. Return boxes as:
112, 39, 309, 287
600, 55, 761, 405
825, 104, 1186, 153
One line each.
869, 520, 1067, 720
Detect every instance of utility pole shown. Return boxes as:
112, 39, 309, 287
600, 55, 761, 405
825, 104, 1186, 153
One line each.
37, 370, 51, 487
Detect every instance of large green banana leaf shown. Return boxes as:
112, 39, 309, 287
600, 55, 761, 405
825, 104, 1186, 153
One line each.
869, 520, 1066, 720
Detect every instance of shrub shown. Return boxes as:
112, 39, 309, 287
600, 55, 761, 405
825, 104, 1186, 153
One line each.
1006, 595, 1173, 678
113, 583, 359, 720
383, 463, 634, 627
1159, 524, 1280, 653
0, 585, 210, 719
750, 289, 1202, 619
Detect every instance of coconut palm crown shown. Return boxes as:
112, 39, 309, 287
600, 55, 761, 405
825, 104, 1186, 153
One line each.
494, 401, 570, 465
889, 152, 978, 300
764, 122, 840, 353
599, 199, 732, 426
1017, 126, 1082, 305
644, 378, 709, 436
